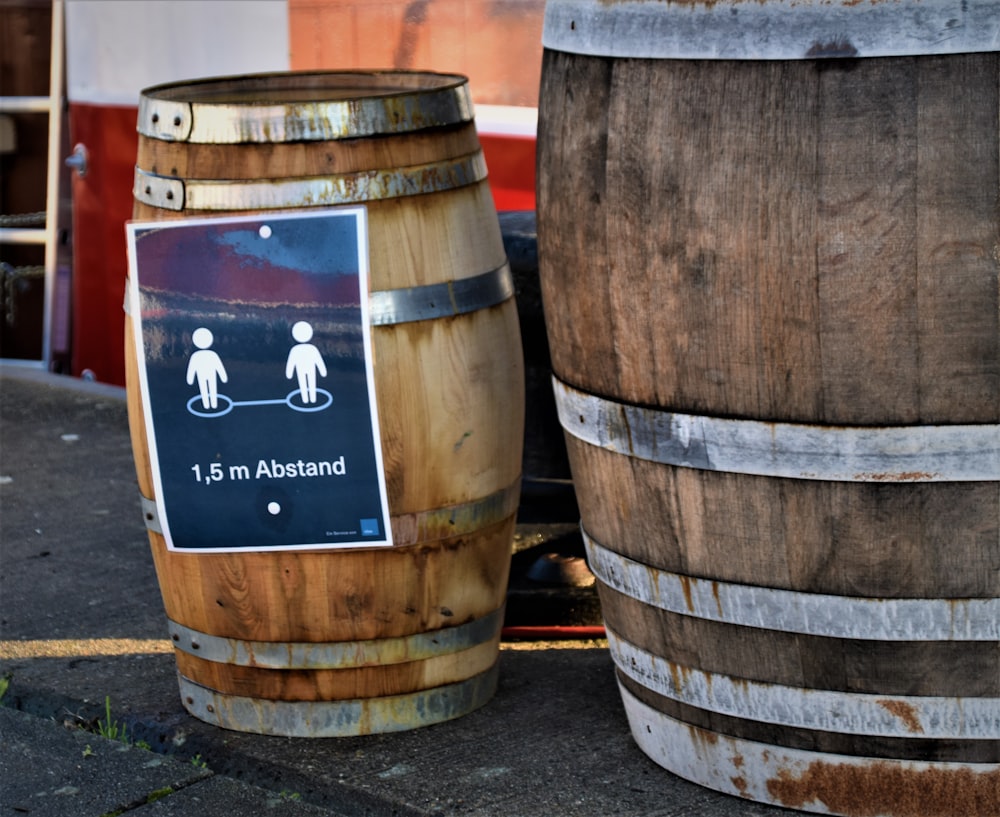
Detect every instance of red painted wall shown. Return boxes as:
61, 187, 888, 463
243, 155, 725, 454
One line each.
68, 102, 136, 385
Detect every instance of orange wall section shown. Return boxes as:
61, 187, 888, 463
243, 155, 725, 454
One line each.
288, 0, 545, 107
288, 0, 543, 209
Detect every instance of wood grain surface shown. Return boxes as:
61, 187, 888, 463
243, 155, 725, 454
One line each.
538, 51, 999, 425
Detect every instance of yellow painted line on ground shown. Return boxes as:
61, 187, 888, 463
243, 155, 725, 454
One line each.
501, 639, 607, 651
0, 637, 608, 661
0, 639, 174, 659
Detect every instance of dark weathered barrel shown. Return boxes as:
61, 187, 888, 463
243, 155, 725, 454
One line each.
126, 71, 524, 736
537, 2, 999, 813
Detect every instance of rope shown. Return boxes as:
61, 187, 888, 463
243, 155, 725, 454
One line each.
1, 261, 45, 325
0, 211, 46, 228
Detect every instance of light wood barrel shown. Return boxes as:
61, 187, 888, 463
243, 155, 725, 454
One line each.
126, 71, 524, 736
537, 3, 999, 813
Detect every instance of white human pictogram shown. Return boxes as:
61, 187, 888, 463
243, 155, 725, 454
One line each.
186, 327, 228, 410
285, 321, 327, 404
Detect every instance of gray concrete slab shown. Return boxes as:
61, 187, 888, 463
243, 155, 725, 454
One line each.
0, 366, 796, 817
129, 776, 338, 816
0, 705, 210, 817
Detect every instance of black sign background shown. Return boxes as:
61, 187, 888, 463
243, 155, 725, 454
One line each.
126, 209, 392, 551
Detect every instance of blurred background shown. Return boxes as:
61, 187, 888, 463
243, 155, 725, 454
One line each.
0, 0, 544, 386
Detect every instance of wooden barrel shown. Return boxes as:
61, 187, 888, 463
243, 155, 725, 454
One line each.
537, 2, 999, 813
125, 71, 524, 736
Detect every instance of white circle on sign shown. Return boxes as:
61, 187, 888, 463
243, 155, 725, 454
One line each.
267, 501, 281, 515
259, 225, 272, 239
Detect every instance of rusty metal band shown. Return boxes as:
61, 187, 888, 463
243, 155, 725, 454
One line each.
554, 378, 1000, 483
167, 606, 503, 670
389, 478, 521, 546
177, 662, 498, 737
133, 151, 488, 211
584, 529, 1000, 642
543, 0, 1000, 60
137, 74, 473, 143
369, 262, 513, 325
617, 681, 1000, 814
141, 478, 520, 543
608, 630, 1000, 740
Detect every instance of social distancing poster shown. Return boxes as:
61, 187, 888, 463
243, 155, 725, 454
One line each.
126, 208, 392, 552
